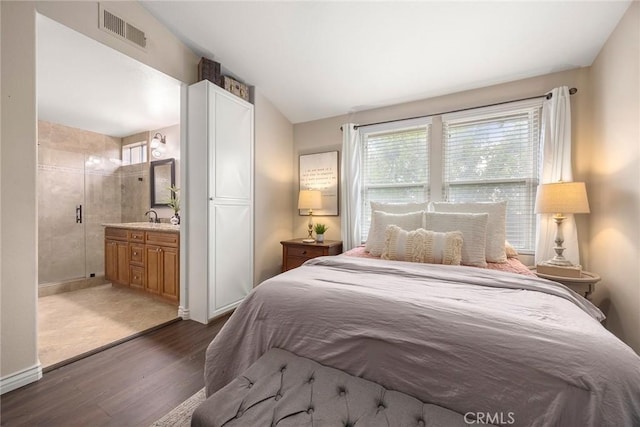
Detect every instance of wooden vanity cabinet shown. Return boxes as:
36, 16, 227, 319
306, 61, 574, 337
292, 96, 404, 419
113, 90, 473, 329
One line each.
104, 227, 179, 304
105, 228, 129, 286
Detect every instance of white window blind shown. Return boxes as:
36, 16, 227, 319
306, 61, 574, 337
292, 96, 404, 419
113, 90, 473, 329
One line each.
361, 121, 430, 240
442, 103, 542, 252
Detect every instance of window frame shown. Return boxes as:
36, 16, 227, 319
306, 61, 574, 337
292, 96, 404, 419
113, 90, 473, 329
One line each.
359, 117, 432, 240
357, 99, 543, 253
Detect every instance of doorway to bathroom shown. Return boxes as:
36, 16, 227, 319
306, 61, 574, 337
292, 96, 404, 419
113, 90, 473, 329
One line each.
36, 14, 182, 370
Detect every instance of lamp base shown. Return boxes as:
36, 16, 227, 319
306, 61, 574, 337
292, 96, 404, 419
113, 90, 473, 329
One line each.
302, 238, 315, 243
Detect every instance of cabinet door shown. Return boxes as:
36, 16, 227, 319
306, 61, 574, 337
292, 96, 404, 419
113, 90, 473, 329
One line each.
105, 240, 118, 282
145, 245, 161, 294
115, 241, 129, 285
210, 91, 253, 200
160, 246, 179, 302
210, 204, 252, 316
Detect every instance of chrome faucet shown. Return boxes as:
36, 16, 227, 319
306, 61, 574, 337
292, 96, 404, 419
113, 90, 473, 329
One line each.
145, 210, 160, 223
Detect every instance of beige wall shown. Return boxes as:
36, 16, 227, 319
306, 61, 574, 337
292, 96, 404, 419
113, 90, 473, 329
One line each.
254, 90, 294, 284
0, 0, 199, 392
587, 1, 640, 353
147, 123, 181, 221
293, 69, 592, 253
1, 1, 293, 392
1, 1, 39, 391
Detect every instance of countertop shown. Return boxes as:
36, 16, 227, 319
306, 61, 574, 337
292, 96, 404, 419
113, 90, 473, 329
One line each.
103, 222, 180, 233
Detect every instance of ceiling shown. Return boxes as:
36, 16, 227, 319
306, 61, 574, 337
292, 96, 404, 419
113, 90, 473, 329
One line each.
141, 0, 631, 124
37, 14, 181, 138
36, 2, 631, 135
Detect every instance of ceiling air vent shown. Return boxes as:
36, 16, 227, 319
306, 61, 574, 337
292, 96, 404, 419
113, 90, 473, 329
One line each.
99, 4, 147, 50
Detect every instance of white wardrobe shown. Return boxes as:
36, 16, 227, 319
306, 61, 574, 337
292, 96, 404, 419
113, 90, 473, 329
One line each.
185, 80, 254, 323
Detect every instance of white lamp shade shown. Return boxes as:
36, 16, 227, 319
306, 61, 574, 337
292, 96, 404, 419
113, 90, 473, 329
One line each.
298, 190, 322, 210
535, 182, 590, 214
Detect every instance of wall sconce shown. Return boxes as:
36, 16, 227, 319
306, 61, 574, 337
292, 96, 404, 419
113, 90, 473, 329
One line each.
150, 132, 166, 158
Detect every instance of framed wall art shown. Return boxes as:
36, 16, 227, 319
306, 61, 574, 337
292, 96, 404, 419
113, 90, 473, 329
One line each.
299, 150, 339, 216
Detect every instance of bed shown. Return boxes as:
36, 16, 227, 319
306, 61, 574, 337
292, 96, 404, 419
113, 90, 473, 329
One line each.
202, 204, 640, 426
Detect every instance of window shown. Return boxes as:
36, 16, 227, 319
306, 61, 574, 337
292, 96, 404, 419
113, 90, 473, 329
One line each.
360, 119, 431, 239
442, 102, 542, 252
358, 100, 542, 253
122, 141, 147, 165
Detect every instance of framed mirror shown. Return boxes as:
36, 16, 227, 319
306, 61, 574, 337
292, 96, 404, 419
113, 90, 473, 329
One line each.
150, 158, 175, 207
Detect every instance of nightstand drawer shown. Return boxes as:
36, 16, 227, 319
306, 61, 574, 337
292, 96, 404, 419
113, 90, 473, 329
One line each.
285, 256, 310, 270
281, 239, 343, 272
287, 245, 325, 258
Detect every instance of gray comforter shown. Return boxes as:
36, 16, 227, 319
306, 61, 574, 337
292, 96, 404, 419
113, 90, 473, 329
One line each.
204, 256, 640, 426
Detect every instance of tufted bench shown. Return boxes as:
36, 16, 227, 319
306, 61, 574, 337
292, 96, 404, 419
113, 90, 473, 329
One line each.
191, 348, 494, 427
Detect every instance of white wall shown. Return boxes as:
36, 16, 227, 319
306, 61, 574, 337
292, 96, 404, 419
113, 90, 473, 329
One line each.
588, 1, 640, 354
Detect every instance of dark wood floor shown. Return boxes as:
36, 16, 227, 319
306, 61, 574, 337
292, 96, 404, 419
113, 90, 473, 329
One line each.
1, 316, 229, 426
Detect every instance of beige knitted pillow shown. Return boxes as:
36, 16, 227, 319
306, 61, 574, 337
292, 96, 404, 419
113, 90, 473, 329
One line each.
381, 225, 463, 265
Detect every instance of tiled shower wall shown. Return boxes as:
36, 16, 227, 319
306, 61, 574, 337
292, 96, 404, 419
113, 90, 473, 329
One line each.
37, 121, 122, 286
120, 163, 150, 222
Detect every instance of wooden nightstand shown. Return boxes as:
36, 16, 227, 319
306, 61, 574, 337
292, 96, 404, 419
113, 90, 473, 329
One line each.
281, 239, 343, 272
532, 269, 600, 300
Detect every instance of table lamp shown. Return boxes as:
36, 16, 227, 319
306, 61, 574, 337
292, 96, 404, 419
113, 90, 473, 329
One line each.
535, 181, 590, 271
298, 190, 322, 243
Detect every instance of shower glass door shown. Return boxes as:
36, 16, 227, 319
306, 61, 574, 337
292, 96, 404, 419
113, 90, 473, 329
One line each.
38, 147, 87, 286
38, 145, 120, 289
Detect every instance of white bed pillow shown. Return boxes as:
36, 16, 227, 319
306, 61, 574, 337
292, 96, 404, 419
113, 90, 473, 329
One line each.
370, 201, 430, 214
431, 201, 507, 263
365, 211, 424, 256
382, 225, 463, 265
424, 212, 489, 267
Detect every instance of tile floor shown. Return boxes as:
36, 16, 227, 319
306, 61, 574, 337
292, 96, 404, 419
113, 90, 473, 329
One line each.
38, 284, 178, 368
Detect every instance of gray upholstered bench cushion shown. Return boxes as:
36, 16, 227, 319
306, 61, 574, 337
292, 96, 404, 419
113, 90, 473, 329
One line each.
192, 348, 494, 427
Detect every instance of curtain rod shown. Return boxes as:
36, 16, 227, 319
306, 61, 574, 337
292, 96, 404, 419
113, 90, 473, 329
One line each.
340, 87, 577, 131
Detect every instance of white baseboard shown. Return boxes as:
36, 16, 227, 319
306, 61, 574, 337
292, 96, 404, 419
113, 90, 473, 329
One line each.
178, 306, 190, 320
1, 363, 42, 395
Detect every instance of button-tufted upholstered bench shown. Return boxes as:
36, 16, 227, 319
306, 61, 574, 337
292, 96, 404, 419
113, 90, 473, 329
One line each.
191, 348, 494, 426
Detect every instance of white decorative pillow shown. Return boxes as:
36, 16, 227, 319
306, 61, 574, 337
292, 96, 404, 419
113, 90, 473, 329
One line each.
365, 211, 424, 256
370, 201, 430, 214
431, 201, 507, 263
382, 225, 463, 265
424, 212, 489, 267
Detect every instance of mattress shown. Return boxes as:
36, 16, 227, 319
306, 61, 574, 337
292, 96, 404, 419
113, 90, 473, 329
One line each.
203, 256, 640, 426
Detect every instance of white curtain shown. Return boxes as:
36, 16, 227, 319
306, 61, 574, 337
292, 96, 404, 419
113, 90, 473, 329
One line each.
535, 86, 580, 265
340, 123, 362, 251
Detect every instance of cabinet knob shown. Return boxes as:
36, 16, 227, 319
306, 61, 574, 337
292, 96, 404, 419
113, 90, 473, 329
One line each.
133, 252, 137, 255
302, 251, 307, 255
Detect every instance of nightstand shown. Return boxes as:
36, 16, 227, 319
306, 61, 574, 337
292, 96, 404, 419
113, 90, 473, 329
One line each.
532, 269, 600, 300
281, 239, 343, 272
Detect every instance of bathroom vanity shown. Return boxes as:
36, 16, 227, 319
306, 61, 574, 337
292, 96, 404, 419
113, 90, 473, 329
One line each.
104, 223, 179, 304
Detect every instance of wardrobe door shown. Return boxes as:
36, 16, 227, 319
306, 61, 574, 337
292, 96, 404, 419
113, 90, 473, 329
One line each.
210, 91, 252, 201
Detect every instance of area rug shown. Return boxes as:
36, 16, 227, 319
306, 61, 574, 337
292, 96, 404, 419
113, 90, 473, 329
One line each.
150, 388, 206, 427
